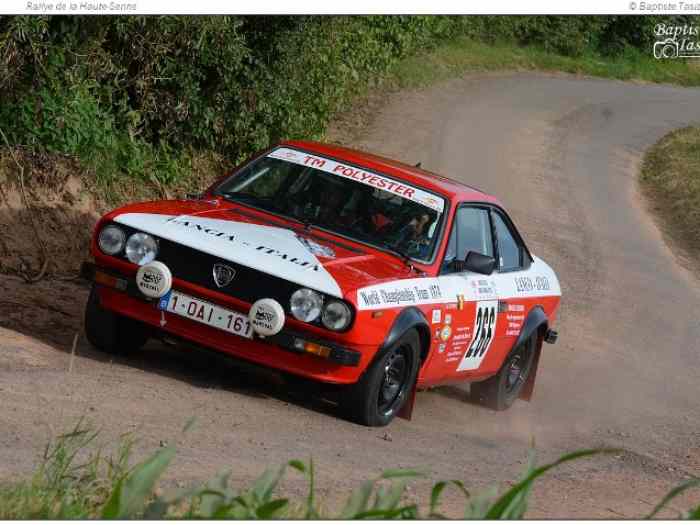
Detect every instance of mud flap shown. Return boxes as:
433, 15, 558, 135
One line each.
519, 334, 543, 402
397, 380, 418, 420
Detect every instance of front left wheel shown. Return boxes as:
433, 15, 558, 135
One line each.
341, 329, 420, 427
84, 285, 151, 355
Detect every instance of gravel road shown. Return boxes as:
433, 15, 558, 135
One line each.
1, 72, 699, 517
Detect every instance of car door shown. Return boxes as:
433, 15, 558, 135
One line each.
425, 205, 501, 382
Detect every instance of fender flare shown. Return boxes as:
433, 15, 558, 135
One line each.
380, 307, 431, 422
514, 305, 549, 402
379, 307, 432, 362
514, 305, 548, 350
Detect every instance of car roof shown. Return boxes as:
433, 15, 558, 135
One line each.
282, 140, 503, 208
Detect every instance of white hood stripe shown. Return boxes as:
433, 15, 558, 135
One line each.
113, 213, 343, 298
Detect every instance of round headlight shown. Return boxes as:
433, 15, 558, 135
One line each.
125, 232, 158, 266
98, 225, 126, 255
322, 300, 352, 331
290, 288, 323, 322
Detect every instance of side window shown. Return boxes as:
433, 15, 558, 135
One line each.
442, 207, 493, 273
492, 212, 523, 271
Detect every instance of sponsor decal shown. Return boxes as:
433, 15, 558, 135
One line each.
444, 313, 452, 325
135, 261, 172, 299
212, 263, 236, 288
457, 300, 498, 372
514, 275, 551, 293
356, 278, 444, 310
268, 147, 445, 213
296, 235, 336, 258
438, 343, 447, 353
431, 309, 442, 324
165, 217, 321, 272
248, 298, 285, 336
439, 325, 452, 342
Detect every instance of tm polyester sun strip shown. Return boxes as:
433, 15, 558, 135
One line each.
268, 147, 445, 212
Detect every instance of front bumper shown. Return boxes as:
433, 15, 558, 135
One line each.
81, 262, 366, 383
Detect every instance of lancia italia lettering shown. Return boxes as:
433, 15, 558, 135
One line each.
82, 140, 561, 426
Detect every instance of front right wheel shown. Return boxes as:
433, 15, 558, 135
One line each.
341, 329, 420, 427
84, 285, 151, 355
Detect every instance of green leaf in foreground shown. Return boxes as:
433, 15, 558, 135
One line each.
645, 477, 700, 519
484, 448, 619, 519
101, 446, 176, 519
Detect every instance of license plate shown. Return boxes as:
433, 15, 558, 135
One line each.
158, 291, 253, 339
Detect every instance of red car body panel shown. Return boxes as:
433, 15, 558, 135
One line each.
88, 140, 561, 390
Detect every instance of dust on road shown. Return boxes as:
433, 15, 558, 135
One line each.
1, 72, 699, 517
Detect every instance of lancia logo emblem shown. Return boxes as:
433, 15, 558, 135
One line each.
212, 263, 236, 288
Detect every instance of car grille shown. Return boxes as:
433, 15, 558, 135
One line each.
116, 222, 300, 308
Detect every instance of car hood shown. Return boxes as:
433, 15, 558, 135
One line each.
109, 200, 409, 300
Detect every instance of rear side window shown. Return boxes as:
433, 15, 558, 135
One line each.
442, 207, 493, 272
492, 212, 523, 271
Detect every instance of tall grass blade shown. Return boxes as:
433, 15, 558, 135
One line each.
182, 416, 197, 434
101, 446, 176, 519
305, 457, 317, 519
373, 478, 409, 511
380, 468, 424, 479
251, 465, 285, 504
199, 472, 232, 517
645, 477, 700, 519
353, 506, 416, 518
430, 480, 470, 518
339, 479, 376, 518
255, 498, 288, 518
485, 448, 616, 519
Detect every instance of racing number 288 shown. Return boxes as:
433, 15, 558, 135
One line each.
466, 304, 496, 359
456, 300, 498, 372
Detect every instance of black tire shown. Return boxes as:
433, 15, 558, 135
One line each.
84, 285, 151, 355
470, 333, 537, 411
342, 329, 421, 427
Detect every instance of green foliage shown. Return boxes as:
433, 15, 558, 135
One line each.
640, 126, 700, 269
1, 15, 700, 191
0, 419, 133, 519
0, 421, 697, 519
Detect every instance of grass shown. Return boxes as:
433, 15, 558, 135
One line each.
0, 420, 698, 519
640, 126, 700, 270
388, 38, 700, 89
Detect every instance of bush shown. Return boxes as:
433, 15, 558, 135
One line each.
1, 15, 699, 188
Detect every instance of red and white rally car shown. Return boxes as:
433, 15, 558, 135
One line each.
82, 141, 561, 426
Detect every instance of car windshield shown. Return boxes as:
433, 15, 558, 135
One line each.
215, 147, 446, 261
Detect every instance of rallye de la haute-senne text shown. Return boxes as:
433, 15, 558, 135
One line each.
82, 141, 561, 426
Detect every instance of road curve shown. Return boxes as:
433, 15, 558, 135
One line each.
1, 72, 700, 517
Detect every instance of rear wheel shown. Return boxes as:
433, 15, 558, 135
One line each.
342, 330, 420, 427
84, 285, 151, 355
471, 333, 537, 411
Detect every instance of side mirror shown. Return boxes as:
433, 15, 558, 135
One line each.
461, 251, 496, 275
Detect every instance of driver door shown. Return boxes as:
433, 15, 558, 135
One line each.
430, 205, 502, 381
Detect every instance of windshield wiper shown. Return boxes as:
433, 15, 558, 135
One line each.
377, 242, 417, 270
219, 191, 270, 206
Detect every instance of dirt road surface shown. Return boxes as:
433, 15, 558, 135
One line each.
1, 72, 699, 517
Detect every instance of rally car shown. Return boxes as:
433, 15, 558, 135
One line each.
82, 140, 561, 426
